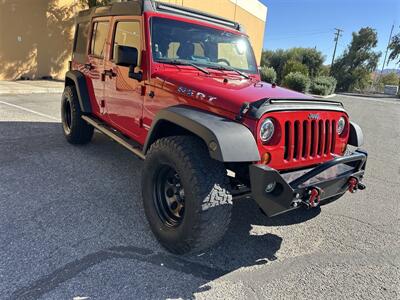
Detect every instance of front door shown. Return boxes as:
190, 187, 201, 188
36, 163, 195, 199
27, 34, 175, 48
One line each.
104, 17, 144, 138
87, 18, 110, 116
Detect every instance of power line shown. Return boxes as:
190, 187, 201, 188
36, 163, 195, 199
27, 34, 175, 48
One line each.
381, 24, 395, 73
267, 31, 331, 41
269, 29, 332, 36
330, 28, 344, 71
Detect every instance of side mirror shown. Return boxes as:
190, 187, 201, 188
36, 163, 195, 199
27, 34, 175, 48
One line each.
115, 45, 142, 81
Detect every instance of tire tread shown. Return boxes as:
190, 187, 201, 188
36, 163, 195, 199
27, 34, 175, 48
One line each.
144, 136, 233, 254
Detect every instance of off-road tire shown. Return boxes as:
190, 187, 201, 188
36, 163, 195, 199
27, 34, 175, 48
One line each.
142, 136, 233, 255
61, 85, 94, 144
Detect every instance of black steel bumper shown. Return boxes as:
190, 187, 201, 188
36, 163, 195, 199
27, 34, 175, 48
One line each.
249, 150, 368, 217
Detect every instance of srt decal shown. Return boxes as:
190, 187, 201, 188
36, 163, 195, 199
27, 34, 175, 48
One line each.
177, 86, 217, 103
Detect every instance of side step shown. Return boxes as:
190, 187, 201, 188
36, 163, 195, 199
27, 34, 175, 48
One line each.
81, 115, 145, 160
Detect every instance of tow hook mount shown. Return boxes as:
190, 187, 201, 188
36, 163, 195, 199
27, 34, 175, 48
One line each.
348, 177, 358, 193
293, 187, 323, 208
348, 176, 366, 193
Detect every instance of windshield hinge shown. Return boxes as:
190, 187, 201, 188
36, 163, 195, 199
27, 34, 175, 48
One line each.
236, 102, 250, 121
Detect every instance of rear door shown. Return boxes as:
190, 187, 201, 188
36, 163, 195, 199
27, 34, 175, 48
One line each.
87, 18, 110, 116
103, 17, 145, 139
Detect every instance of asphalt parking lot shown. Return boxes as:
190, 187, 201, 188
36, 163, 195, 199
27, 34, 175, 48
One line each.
0, 93, 399, 299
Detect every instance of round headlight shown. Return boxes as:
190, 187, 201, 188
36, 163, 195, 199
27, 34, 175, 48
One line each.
337, 117, 346, 135
260, 118, 275, 143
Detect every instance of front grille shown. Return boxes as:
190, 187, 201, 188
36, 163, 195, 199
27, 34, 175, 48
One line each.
284, 119, 336, 161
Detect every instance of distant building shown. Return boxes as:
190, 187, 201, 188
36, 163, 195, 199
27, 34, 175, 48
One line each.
0, 0, 267, 80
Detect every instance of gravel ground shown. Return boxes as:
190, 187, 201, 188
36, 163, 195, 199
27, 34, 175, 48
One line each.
0, 93, 399, 300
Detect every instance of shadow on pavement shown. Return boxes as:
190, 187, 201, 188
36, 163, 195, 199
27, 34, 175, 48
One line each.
2, 121, 319, 300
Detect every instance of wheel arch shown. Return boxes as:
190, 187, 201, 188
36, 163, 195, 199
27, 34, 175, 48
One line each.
64, 70, 92, 113
143, 106, 260, 162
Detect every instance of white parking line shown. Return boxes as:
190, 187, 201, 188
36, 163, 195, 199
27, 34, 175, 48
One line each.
338, 94, 400, 105
0, 100, 60, 121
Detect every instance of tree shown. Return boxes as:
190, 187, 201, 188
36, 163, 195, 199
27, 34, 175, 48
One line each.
282, 60, 308, 78
318, 65, 330, 77
261, 47, 324, 84
282, 72, 311, 93
388, 33, 400, 64
79, 0, 112, 8
380, 72, 399, 86
259, 67, 277, 83
261, 49, 288, 83
331, 27, 381, 92
300, 48, 325, 78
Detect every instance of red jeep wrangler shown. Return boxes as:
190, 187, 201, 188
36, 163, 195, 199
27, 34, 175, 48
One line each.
62, 1, 367, 254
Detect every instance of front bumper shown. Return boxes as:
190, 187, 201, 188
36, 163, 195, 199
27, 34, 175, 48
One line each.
249, 150, 368, 217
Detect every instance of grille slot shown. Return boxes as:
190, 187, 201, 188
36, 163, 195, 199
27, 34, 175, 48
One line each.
318, 120, 324, 156
293, 121, 300, 159
284, 121, 291, 160
310, 120, 316, 157
331, 120, 336, 153
284, 117, 337, 162
302, 120, 308, 158
324, 120, 331, 154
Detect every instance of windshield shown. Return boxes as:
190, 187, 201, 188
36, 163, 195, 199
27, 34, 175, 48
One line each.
150, 17, 258, 74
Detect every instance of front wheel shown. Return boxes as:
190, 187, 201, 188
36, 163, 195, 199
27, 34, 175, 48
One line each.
61, 85, 94, 144
142, 136, 233, 255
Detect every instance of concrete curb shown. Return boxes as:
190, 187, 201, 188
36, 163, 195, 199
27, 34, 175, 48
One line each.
307, 93, 337, 99
0, 81, 64, 95
338, 92, 399, 100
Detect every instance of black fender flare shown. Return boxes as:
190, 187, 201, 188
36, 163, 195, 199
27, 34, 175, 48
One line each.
143, 106, 260, 162
348, 121, 364, 147
64, 70, 92, 113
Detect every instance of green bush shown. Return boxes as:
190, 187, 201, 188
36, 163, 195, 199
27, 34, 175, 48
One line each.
283, 72, 311, 92
262, 48, 325, 83
318, 65, 331, 77
310, 76, 337, 95
283, 60, 309, 78
309, 83, 329, 96
260, 67, 277, 83
380, 72, 399, 86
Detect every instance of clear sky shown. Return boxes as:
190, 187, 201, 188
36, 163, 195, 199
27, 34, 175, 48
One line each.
259, 0, 400, 69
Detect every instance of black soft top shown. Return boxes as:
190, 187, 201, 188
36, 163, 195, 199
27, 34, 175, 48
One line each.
75, 0, 242, 32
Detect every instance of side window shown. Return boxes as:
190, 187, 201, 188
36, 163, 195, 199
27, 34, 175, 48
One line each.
74, 22, 90, 54
112, 21, 141, 64
90, 21, 109, 58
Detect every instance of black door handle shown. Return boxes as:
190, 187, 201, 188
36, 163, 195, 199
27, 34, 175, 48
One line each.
84, 63, 93, 70
103, 69, 117, 78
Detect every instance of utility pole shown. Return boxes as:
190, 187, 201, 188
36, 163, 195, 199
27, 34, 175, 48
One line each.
380, 24, 395, 74
330, 28, 344, 72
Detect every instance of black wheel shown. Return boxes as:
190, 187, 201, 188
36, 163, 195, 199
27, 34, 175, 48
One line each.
61, 85, 94, 144
142, 136, 233, 255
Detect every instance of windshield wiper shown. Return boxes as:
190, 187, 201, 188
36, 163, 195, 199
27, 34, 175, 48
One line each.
156, 59, 210, 75
208, 64, 250, 79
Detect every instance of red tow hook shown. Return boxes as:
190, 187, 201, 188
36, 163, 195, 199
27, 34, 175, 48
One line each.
308, 188, 321, 208
302, 187, 321, 208
348, 177, 359, 193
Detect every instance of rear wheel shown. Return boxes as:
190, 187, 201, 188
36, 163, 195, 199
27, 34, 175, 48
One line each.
61, 85, 94, 144
142, 136, 233, 255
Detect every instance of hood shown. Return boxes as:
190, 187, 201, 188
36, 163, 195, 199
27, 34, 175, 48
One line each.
156, 69, 313, 114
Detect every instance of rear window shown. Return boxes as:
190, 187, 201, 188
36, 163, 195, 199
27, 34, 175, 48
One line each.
74, 22, 90, 54
90, 21, 110, 58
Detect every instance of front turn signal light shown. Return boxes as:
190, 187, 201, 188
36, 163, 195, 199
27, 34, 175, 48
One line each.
262, 152, 271, 164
